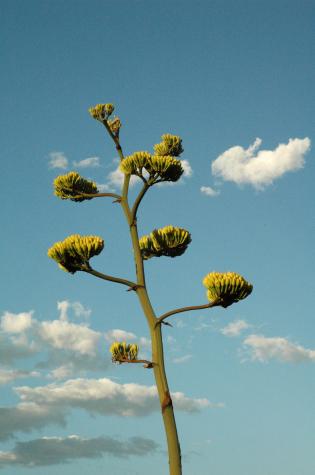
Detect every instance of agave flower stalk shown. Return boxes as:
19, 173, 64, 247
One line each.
48, 103, 253, 475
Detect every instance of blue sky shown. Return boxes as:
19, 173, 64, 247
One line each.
1, 0, 314, 473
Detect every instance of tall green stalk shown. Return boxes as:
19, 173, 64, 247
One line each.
120, 179, 182, 474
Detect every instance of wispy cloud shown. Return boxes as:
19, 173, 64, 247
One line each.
172, 354, 193, 364
221, 319, 250, 337
243, 334, 315, 363
0, 369, 39, 385
212, 137, 311, 189
200, 186, 220, 197
48, 152, 68, 169
0, 435, 159, 467
57, 300, 91, 322
72, 156, 101, 168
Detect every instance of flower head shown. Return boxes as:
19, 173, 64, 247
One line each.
53, 172, 98, 202
47, 234, 104, 273
202, 271, 253, 307
120, 152, 183, 183
139, 225, 191, 259
89, 103, 115, 122
120, 152, 152, 175
108, 117, 122, 136
110, 341, 139, 363
154, 134, 184, 157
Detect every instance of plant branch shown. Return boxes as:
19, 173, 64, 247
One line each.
113, 358, 154, 368
131, 183, 150, 223
155, 300, 221, 327
67, 192, 122, 201
102, 120, 124, 162
82, 267, 137, 289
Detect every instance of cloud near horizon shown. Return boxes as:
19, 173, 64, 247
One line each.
211, 137, 311, 189
0, 435, 159, 468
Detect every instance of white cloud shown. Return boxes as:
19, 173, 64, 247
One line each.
107, 162, 140, 190
0, 435, 158, 467
243, 334, 315, 363
104, 329, 137, 342
211, 137, 311, 189
57, 300, 91, 322
1, 311, 33, 334
104, 329, 151, 351
181, 159, 193, 178
221, 319, 250, 337
38, 320, 101, 356
16, 377, 223, 417
73, 156, 101, 168
0, 369, 39, 385
172, 354, 193, 364
200, 186, 220, 197
48, 152, 68, 169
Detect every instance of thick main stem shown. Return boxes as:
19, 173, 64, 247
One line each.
120, 185, 182, 475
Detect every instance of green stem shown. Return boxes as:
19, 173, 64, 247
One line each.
156, 301, 220, 327
103, 125, 182, 473
120, 190, 182, 475
83, 267, 137, 289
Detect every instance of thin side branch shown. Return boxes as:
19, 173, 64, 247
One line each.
67, 192, 122, 201
102, 120, 125, 162
83, 267, 137, 289
131, 183, 150, 224
155, 301, 221, 327
113, 358, 154, 368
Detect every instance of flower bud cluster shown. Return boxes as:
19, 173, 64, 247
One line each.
139, 225, 191, 259
110, 341, 139, 363
120, 152, 184, 183
89, 103, 115, 122
108, 117, 121, 136
203, 272, 253, 307
47, 234, 104, 273
53, 172, 98, 202
153, 134, 184, 157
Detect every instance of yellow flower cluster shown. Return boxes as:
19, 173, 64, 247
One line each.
153, 134, 184, 157
47, 234, 104, 273
202, 272, 253, 307
108, 117, 121, 136
120, 152, 184, 183
53, 172, 98, 202
110, 341, 139, 363
88, 103, 115, 121
139, 225, 191, 259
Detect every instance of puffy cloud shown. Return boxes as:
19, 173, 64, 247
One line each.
0, 435, 158, 467
0, 335, 37, 365
48, 151, 68, 169
38, 320, 101, 356
200, 186, 220, 197
221, 319, 250, 337
243, 334, 315, 363
16, 377, 222, 417
1, 311, 33, 333
106, 162, 140, 190
72, 156, 101, 168
212, 137, 311, 189
181, 159, 193, 178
